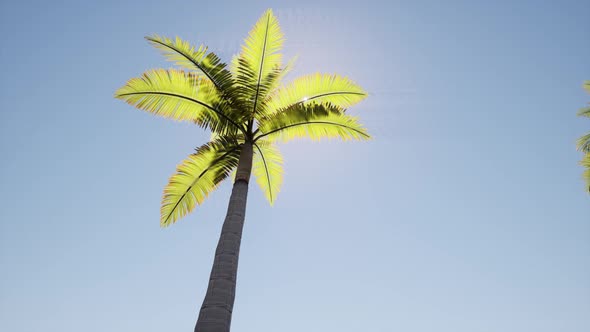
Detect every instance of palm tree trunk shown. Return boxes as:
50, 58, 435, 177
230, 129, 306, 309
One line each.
194, 141, 253, 332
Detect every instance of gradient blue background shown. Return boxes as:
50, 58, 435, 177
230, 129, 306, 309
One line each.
1, 0, 589, 331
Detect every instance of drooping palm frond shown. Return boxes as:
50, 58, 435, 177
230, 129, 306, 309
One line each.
161, 137, 242, 227
265, 73, 367, 115
577, 133, 590, 153
234, 9, 284, 116
256, 103, 370, 143
146, 35, 234, 93
115, 69, 243, 134
253, 141, 284, 204
581, 153, 590, 193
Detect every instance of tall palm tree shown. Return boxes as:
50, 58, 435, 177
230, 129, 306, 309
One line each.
577, 81, 590, 192
115, 9, 369, 331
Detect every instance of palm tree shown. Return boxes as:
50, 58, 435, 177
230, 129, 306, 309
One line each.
115, 9, 369, 332
577, 81, 590, 192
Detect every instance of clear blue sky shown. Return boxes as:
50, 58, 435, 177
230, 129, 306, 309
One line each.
1, 0, 588, 331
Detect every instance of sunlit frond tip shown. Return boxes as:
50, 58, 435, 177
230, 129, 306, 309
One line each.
146, 35, 235, 93
146, 35, 208, 71
240, 9, 284, 82
253, 142, 284, 204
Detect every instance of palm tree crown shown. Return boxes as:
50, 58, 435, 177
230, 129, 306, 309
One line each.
115, 9, 370, 331
115, 9, 370, 226
577, 81, 590, 192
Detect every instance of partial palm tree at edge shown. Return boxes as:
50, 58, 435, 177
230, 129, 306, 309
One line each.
577, 81, 590, 192
114, 9, 370, 332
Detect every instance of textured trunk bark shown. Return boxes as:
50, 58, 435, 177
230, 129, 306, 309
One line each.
194, 142, 253, 332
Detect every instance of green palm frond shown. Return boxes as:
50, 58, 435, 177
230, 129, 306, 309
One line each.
234, 9, 284, 115
230, 53, 241, 77
146, 35, 208, 71
578, 81, 590, 193
256, 103, 370, 142
116, 8, 371, 225
581, 153, 590, 193
278, 56, 297, 79
265, 73, 367, 115
255, 56, 298, 117
115, 69, 243, 134
232, 57, 268, 113
230, 36, 294, 83
146, 35, 234, 93
161, 137, 242, 227
577, 133, 590, 153
580, 81, 590, 117
253, 141, 284, 204
266, 56, 297, 93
